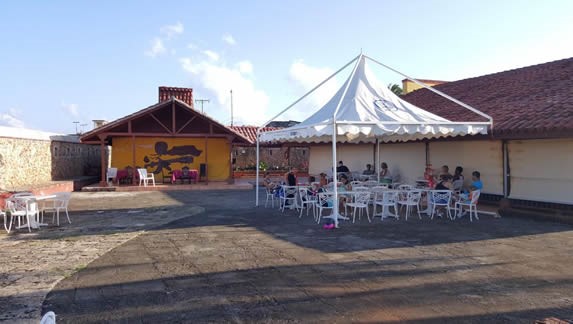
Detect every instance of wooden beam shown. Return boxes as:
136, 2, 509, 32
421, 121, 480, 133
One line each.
176, 116, 197, 134
227, 138, 234, 184
102, 132, 231, 138
172, 100, 176, 134
131, 135, 136, 185
209, 123, 213, 135
128, 120, 132, 133
149, 113, 172, 134
204, 136, 208, 185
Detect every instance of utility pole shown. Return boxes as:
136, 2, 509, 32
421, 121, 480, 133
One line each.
73, 121, 79, 134
230, 89, 234, 126
194, 99, 210, 113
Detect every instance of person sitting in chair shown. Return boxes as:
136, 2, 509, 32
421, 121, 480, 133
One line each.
336, 161, 350, 173
362, 164, 375, 175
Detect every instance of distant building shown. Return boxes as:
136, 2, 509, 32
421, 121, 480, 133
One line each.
401, 78, 448, 94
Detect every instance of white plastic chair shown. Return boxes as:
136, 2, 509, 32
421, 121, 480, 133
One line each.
430, 190, 453, 220
298, 187, 316, 218
353, 186, 369, 192
43, 192, 72, 226
264, 186, 276, 208
279, 186, 298, 212
452, 179, 464, 193
350, 181, 363, 187
137, 168, 156, 187
398, 184, 413, 190
5, 198, 36, 232
363, 180, 379, 188
374, 190, 399, 220
314, 192, 334, 224
40, 311, 56, 324
397, 190, 422, 220
106, 167, 118, 185
455, 190, 481, 222
346, 191, 371, 223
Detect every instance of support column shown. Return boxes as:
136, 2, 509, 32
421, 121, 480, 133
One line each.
99, 138, 107, 187
204, 136, 209, 185
131, 135, 137, 185
227, 138, 234, 184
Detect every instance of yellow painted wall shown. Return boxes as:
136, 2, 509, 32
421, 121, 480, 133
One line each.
402, 79, 446, 94
111, 137, 230, 181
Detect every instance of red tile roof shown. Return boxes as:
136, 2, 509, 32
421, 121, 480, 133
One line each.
229, 126, 280, 144
158, 86, 194, 107
402, 57, 573, 139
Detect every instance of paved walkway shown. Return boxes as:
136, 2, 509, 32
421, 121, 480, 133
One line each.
42, 190, 573, 323
0, 191, 203, 323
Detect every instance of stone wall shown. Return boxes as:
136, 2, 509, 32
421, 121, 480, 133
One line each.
0, 137, 102, 190
233, 146, 309, 171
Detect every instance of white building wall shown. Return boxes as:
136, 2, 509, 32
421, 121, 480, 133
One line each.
508, 139, 573, 204
378, 142, 426, 185
430, 140, 503, 195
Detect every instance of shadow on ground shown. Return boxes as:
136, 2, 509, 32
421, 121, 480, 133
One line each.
39, 190, 573, 322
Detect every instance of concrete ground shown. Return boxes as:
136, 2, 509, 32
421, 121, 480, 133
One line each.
35, 190, 573, 323
0, 191, 203, 323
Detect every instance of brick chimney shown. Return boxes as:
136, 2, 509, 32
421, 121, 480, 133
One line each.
158, 86, 194, 108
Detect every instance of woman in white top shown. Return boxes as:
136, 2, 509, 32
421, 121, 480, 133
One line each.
380, 162, 392, 180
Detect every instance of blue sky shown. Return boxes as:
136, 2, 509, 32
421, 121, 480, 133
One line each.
1, 0, 572, 133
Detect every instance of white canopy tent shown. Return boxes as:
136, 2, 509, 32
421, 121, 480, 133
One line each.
255, 53, 492, 227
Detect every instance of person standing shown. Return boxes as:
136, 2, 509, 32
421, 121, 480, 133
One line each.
336, 161, 350, 173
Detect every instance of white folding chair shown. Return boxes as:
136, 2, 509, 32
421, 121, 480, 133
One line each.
374, 190, 399, 220
43, 192, 72, 226
280, 186, 298, 212
137, 168, 156, 187
314, 192, 334, 224
429, 190, 453, 220
455, 190, 481, 222
346, 191, 371, 223
298, 187, 316, 218
397, 190, 422, 220
5, 197, 37, 232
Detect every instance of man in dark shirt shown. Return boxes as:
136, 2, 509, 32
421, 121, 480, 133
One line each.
336, 161, 350, 173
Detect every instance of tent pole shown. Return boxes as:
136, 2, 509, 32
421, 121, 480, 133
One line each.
364, 55, 493, 124
255, 132, 260, 207
330, 54, 363, 228
258, 54, 360, 130
376, 138, 380, 183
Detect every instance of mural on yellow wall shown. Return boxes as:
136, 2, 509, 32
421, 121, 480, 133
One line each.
112, 137, 231, 181
143, 141, 202, 174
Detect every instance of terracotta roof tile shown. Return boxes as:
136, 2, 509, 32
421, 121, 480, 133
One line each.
402, 57, 573, 139
228, 126, 280, 144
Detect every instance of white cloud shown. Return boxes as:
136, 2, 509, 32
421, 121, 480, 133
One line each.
286, 59, 339, 120
222, 34, 236, 46
237, 61, 253, 75
180, 57, 269, 125
62, 103, 79, 117
202, 50, 220, 61
145, 37, 167, 57
187, 43, 198, 50
160, 22, 184, 39
0, 108, 25, 128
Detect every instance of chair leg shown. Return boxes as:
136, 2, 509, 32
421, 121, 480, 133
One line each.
417, 205, 422, 219
65, 209, 71, 224
366, 206, 371, 223
56, 209, 60, 226
474, 206, 479, 220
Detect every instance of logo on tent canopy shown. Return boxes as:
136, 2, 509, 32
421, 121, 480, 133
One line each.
374, 99, 398, 111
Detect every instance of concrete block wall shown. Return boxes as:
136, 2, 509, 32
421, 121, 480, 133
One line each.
0, 137, 101, 190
